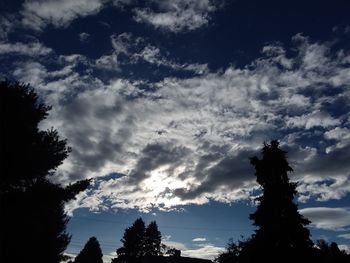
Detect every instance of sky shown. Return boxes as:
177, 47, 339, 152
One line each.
1, 0, 350, 261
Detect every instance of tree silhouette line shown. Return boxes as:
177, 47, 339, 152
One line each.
72, 217, 202, 263
1, 81, 349, 263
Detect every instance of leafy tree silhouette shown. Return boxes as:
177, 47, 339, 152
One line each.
144, 221, 162, 256
112, 218, 146, 263
74, 237, 103, 263
112, 218, 165, 263
0, 81, 90, 263
214, 238, 245, 263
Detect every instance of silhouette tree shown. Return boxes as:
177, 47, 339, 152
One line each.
216, 141, 350, 263
241, 140, 313, 262
166, 248, 181, 257
144, 221, 162, 256
74, 237, 103, 263
315, 239, 350, 263
112, 218, 146, 263
215, 238, 244, 263
112, 218, 166, 263
0, 81, 90, 263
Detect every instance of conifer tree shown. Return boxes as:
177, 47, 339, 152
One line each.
74, 237, 103, 263
0, 81, 90, 263
245, 140, 313, 262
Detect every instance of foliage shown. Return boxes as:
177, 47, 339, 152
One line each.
314, 239, 350, 263
215, 238, 245, 263
112, 218, 163, 262
74, 237, 103, 263
144, 221, 162, 256
0, 81, 90, 263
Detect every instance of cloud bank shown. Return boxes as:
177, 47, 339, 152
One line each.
3, 33, 350, 215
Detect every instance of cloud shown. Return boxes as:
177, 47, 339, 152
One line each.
0, 14, 19, 40
17, 0, 222, 33
133, 0, 219, 33
0, 41, 52, 56
299, 207, 350, 230
286, 110, 341, 129
192, 237, 207, 242
182, 244, 225, 260
94, 32, 208, 74
163, 239, 224, 260
338, 244, 350, 254
132, 44, 209, 74
79, 32, 90, 43
338, 233, 350, 240
20, 0, 106, 30
7, 34, 350, 213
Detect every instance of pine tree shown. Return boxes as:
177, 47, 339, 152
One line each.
74, 237, 103, 263
0, 81, 90, 263
245, 140, 313, 262
144, 221, 162, 256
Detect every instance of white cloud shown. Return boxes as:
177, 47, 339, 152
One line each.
163, 239, 224, 260
182, 244, 225, 260
132, 44, 209, 73
338, 233, 350, 240
0, 41, 52, 56
9, 34, 350, 214
338, 244, 350, 254
192, 237, 207, 242
95, 32, 208, 74
79, 32, 90, 42
20, 0, 106, 30
299, 207, 350, 230
133, 0, 218, 33
286, 110, 341, 129
16, 0, 222, 33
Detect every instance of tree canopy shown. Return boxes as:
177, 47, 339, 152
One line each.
112, 218, 163, 263
144, 221, 162, 256
0, 81, 90, 263
74, 237, 103, 263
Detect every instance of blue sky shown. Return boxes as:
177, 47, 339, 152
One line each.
1, 0, 350, 261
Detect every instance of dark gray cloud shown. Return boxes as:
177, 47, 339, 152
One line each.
174, 148, 256, 200
129, 142, 191, 183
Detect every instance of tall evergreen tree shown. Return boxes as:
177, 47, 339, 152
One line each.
243, 140, 313, 262
74, 237, 103, 263
0, 81, 90, 263
216, 141, 350, 263
144, 221, 162, 256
